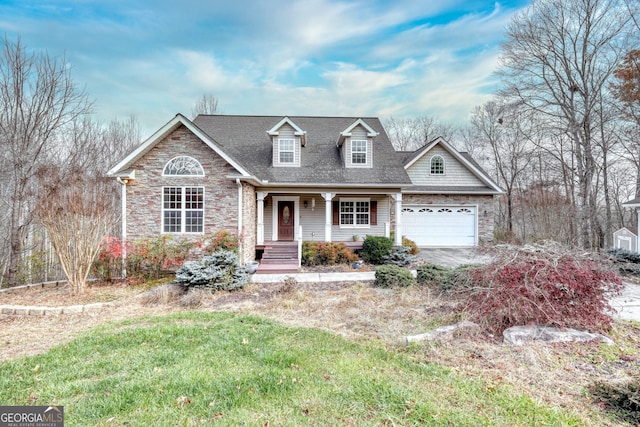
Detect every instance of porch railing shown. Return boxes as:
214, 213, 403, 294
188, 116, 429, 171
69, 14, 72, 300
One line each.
298, 225, 303, 268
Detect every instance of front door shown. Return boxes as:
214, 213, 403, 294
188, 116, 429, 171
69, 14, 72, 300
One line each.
278, 201, 295, 241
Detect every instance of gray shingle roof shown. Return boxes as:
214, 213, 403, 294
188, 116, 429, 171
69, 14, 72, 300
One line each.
192, 115, 411, 186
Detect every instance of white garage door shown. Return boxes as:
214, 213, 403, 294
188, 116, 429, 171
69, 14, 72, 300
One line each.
401, 206, 476, 246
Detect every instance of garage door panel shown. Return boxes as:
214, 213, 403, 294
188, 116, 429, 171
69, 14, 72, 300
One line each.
402, 205, 476, 246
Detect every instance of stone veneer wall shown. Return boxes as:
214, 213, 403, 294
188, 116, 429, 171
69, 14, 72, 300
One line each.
125, 125, 240, 245
241, 182, 257, 264
400, 194, 498, 244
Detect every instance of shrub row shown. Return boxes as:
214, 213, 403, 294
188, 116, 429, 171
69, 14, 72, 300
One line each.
301, 242, 358, 266
93, 230, 240, 282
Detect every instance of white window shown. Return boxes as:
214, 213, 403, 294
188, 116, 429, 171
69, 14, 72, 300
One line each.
430, 155, 445, 175
163, 156, 204, 176
163, 187, 204, 233
351, 140, 367, 164
279, 139, 295, 164
340, 198, 370, 227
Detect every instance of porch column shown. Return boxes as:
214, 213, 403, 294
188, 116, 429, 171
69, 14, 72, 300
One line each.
391, 193, 403, 246
256, 192, 266, 245
323, 192, 334, 242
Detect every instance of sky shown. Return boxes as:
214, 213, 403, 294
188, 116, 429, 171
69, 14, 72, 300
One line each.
0, 0, 531, 135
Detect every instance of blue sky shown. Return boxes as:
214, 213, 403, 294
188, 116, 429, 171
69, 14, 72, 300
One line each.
0, 0, 530, 134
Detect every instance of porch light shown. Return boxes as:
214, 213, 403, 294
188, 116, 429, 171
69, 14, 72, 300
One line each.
304, 200, 308, 209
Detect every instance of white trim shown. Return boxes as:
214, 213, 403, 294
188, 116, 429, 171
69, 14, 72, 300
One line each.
267, 117, 306, 136
404, 137, 502, 193
162, 156, 205, 176
107, 114, 251, 178
271, 196, 300, 241
341, 118, 378, 138
350, 139, 368, 166
161, 186, 205, 234
277, 138, 296, 165
429, 154, 445, 175
338, 197, 371, 229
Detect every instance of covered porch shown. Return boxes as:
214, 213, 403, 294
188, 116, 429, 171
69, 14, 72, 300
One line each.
253, 189, 404, 273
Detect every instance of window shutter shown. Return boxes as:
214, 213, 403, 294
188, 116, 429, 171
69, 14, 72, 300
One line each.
332, 201, 339, 225
370, 201, 377, 225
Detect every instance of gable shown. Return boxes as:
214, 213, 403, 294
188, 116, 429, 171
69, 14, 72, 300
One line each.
342, 125, 373, 168
134, 124, 245, 178
271, 123, 302, 167
107, 114, 251, 178
406, 145, 485, 186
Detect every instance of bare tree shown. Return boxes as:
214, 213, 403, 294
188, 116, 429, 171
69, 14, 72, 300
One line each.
191, 93, 220, 118
0, 36, 92, 287
384, 116, 456, 151
36, 166, 114, 294
497, 0, 633, 249
471, 100, 534, 234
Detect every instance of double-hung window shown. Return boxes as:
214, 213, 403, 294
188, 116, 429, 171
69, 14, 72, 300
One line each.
163, 187, 204, 233
279, 139, 295, 164
340, 199, 370, 227
351, 140, 367, 165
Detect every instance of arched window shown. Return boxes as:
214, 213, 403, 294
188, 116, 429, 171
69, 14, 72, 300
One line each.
430, 155, 445, 175
163, 156, 204, 176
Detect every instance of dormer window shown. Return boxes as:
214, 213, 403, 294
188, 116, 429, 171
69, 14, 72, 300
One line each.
279, 139, 295, 164
268, 117, 305, 167
351, 140, 367, 164
430, 155, 445, 175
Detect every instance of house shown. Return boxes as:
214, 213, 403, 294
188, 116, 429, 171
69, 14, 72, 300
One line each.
618, 197, 640, 252
613, 227, 638, 252
107, 114, 502, 273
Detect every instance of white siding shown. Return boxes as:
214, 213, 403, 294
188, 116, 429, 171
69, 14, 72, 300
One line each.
407, 146, 484, 186
344, 127, 372, 168
272, 124, 301, 167
264, 195, 390, 242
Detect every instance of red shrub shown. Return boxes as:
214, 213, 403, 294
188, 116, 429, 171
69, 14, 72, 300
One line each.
459, 245, 624, 335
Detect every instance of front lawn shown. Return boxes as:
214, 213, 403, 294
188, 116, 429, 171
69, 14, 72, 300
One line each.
0, 311, 581, 426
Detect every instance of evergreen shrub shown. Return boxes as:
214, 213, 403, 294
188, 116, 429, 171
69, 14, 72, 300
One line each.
175, 250, 248, 291
374, 264, 416, 288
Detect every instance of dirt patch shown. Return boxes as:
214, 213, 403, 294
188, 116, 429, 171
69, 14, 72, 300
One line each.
1, 278, 638, 426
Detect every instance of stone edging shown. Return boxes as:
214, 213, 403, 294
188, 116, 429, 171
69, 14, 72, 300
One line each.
0, 302, 113, 316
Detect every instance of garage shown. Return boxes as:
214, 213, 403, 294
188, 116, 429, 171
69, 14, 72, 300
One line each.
401, 206, 477, 246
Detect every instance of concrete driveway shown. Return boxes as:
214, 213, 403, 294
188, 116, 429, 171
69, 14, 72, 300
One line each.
416, 247, 640, 323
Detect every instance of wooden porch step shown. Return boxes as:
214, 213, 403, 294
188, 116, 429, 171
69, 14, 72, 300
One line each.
255, 241, 299, 274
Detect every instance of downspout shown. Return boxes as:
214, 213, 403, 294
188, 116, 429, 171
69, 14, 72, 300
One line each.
116, 177, 128, 278
236, 179, 243, 261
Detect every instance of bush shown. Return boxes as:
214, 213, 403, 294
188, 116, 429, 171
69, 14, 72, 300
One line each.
361, 235, 393, 265
389, 233, 419, 256
374, 264, 416, 288
459, 244, 624, 335
198, 229, 240, 254
382, 246, 415, 266
301, 242, 358, 266
590, 377, 640, 425
175, 250, 249, 291
417, 263, 454, 285
605, 247, 640, 264
402, 236, 419, 255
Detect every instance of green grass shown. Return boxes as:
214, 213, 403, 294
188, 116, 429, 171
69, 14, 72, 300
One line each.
0, 312, 582, 426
